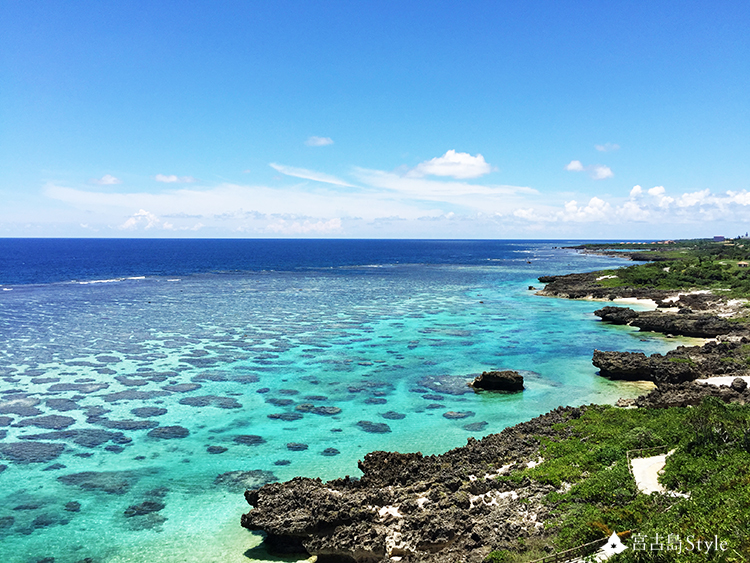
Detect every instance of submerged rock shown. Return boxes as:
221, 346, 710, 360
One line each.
124, 501, 165, 517
0, 395, 43, 416
364, 397, 387, 405
161, 383, 201, 393
0, 442, 65, 464
356, 421, 391, 433
233, 435, 265, 446
214, 470, 276, 492
295, 403, 342, 416
463, 421, 489, 431
179, 395, 242, 409
131, 407, 168, 418
147, 426, 189, 439
58, 471, 135, 495
267, 412, 304, 421
418, 375, 472, 396
443, 411, 475, 419
46, 399, 81, 412
16, 414, 76, 430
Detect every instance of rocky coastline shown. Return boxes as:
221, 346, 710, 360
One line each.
242, 407, 580, 563
242, 263, 750, 562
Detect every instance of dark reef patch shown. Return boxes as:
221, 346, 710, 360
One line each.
161, 383, 201, 393
267, 412, 304, 421
356, 421, 391, 433
147, 426, 189, 439
463, 421, 489, 431
16, 415, 76, 430
46, 399, 80, 412
131, 407, 168, 418
443, 411, 475, 419
0, 442, 65, 464
214, 470, 277, 492
179, 395, 242, 409
233, 435, 266, 446
58, 470, 139, 495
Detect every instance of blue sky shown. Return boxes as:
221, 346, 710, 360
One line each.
1, 1, 749, 239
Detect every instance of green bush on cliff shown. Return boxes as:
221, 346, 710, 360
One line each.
496, 401, 750, 562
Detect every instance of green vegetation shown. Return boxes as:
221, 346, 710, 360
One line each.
492, 400, 750, 562
580, 238, 750, 298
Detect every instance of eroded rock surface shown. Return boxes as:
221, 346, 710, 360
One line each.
469, 370, 524, 392
242, 407, 579, 563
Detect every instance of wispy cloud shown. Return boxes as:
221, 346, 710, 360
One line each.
265, 217, 342, 234
305, 136, 334, 147
269, 163, 355, 187
354, 167, 536, 201
564, 160, 613, 180
595, 143, 620, 152
91, 174, 121, 185
408, 150, 493, 179
155, 174, 196, 183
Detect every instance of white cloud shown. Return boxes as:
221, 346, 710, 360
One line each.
595, 143, 620, 152
676, 189, 710, 207
728, 191, 750, 205
648, 185, 665, 196
408, 150, 493, 179
561, 197, 612, 222
619, 200, 649, 221
269, 163, 355, 187
509, 185, 750, 229
120, 209, 161, 230
354, 168, 536, 201
92, 174, 121, 185
305, 136, 334, 147
565, 160, 613, 180
513, 208, 538, 221
155, 174, 196, 183
265, 217, 342, 234
591, 165, 614, 180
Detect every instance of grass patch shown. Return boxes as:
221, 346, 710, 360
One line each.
493, 400, 750, 562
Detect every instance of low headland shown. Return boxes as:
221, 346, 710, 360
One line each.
242, 238, 750, 563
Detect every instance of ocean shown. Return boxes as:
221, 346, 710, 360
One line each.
0, 239, 693, 563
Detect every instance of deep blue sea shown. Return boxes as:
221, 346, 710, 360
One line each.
0, 239, 696, 563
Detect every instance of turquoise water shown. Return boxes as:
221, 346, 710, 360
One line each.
0, 245, 696, 562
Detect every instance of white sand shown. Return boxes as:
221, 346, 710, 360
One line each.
611, 297, 659, 310
695, 375, 750, 387
630, 452, 670, 494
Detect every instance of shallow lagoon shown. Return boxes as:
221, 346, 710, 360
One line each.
0, 242, 697, 562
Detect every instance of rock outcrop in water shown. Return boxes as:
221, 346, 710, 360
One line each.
469, 370, 524, 392
242, 407, 581, 563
